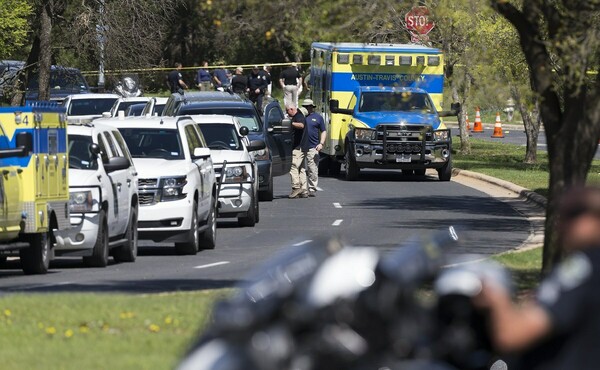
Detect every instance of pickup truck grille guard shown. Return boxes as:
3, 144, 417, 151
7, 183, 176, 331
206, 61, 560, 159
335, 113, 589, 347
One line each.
216, 160, 256, 199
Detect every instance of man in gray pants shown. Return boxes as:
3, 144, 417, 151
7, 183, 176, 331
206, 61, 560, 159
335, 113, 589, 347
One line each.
279, 63, 302, 107
300, 99, 327, 197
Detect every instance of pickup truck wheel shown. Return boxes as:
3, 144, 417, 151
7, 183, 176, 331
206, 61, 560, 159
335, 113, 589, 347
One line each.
175, 202, 199, 255
330, 160, 342, 177
83, 211, 109, 267
414, 169, 426, 176
437, 157, 453, 182
114, 206, 138, 263
238, 196, 257, 227
258, 176, 274, 201
20, 231, 51, 275
344, 147, 359, 181
199, 201, 217, 250
403, 169, 415, 176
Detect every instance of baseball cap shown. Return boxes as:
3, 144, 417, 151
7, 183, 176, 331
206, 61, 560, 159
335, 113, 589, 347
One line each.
301, 98, 316, 107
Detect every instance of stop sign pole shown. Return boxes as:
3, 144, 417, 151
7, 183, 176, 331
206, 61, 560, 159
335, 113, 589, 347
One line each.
405, 6, 435, 44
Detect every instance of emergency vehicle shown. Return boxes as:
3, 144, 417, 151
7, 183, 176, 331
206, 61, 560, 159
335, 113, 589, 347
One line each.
0, 102, 70, 274
310, 43, 459, 181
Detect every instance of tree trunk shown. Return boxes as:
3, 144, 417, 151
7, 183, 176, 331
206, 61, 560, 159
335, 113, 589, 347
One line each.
448, 64, 471, 155
37, 3, 53, 101
511, 85, 541, 164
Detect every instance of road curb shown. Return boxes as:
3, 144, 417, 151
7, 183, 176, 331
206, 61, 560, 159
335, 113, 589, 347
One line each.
452, 168, 547, 208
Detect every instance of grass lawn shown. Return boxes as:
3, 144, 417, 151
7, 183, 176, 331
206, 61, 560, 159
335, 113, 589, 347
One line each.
0, 290, 228, 370
493, 248, 543, 295
453, 138, 600, 197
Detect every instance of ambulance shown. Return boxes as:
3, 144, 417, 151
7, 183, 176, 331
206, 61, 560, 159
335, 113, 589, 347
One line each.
310, 43, 460, 181
0, 102, 70, 274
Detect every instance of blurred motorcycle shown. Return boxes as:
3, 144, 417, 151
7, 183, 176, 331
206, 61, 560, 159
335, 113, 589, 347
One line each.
178, 228, 512, 370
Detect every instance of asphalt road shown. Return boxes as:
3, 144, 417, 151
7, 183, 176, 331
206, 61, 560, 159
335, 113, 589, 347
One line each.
451, 123, 600, 160
0, 172, 530, 293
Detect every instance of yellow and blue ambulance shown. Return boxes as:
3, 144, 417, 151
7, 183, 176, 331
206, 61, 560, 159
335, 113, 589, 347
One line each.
0, 102, 70, 274
310, 42, 459, 181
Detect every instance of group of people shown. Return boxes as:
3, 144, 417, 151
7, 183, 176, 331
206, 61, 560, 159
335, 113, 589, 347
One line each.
287, 99, 326, 199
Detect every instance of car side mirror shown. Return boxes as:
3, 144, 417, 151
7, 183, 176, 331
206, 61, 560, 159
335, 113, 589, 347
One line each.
239, 126, 249, 136
89, 143, 101, 156
270, 118, 291, 134
103, 156, 130, 172
329, 99, 353, 115
193, 147, 211, 158
102, 112, 111, 118
247, 139, 266, 152
439, 102, 461, 117
15, 132, 33, 154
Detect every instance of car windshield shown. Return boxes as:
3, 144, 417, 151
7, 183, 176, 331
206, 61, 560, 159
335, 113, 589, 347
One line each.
114, 101, 144, 115
198, 124, 242, 151
181, 107, 262, 132
126, 104, 146, 116
68, 135, 98, 170
68, 98, 119, 116
359, 92, 435, 113
118, 128, 184, 160
154, 104, 166, 116
28, 70, 88, 91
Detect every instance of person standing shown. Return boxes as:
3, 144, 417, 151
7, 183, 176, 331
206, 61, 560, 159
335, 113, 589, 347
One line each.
167, 62, 188, 94
279, 63, 302, 107
476, 186, 600, 370
286, 104, 307, 199
213, 64, 231, 92
195, 61, 213, 91
248, 66, 268, 111
301, 99, 326, 197
263, 64, 273, 98
231, 67, 248, 96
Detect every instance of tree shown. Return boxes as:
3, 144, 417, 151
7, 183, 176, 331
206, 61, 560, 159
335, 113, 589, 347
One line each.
0, 0, 31, 60
491, 0, 600, 271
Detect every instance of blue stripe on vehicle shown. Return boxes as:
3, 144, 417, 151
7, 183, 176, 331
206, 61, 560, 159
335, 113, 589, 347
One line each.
330, 72, 444, 93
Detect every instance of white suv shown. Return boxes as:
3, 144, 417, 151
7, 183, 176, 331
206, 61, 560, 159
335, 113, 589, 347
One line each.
101, 116, 217, 254
192, 115, 265, 227
54, 122, 139, 267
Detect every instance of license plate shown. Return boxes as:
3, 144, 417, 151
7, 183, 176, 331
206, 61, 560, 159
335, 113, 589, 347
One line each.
396, 156, 412, 163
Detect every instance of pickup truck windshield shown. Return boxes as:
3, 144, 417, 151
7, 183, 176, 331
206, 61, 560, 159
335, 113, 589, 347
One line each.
68, 98, 119, 116
118, 128, 184, 160
198, 124, 242, 151
68, 135, 98, 170
359, 92, 435, 113
181, 107, 262, 132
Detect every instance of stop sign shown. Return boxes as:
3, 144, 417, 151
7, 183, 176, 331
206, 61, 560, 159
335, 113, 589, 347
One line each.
405, 6, 435, 35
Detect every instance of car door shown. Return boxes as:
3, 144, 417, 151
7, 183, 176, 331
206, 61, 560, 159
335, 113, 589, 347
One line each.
264, 102, 293, 176
100, 131, 129, 236
184, 123, 211, 219
111, 129, 138, 225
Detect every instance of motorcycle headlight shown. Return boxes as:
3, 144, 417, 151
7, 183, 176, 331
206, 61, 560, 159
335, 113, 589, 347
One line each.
160, 176, 187, 201
223, 166, 250, 183
434, 130, 449, 141
69, 190, 99, 213
355, 128, 376, 141
254, 147, 269, 161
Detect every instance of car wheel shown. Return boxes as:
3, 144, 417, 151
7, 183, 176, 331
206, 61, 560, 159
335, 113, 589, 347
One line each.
344, 146, 359, 181
259, 176, 274, 201
437, 157, 453, 182
199, 200, 217, 250
238, 196, 257, 227
114, 206, 138, 263
330, 160, 342, 177
83, 210, 109, 267
403, 169, 415, 176
175, 201, 199, 255
20, 231, 51, 275
414, 169, 426, 176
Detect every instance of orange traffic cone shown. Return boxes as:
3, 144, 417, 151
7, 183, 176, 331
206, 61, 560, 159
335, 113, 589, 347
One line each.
472, 107, 484, 133
465, 112, 471, 131
491, 112, 504, 138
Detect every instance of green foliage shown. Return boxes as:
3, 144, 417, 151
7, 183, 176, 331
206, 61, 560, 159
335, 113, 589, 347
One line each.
0, 0, 31, 60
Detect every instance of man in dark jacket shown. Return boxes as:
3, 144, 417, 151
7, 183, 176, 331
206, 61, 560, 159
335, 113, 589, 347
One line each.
477, 186, 600, 370
167, 63, 188, 94
247, 65, 268, 111
231, 67, 248, 96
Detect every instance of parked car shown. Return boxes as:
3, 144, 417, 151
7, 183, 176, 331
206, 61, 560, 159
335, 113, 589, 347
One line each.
0, 61, 90, 102
99, 116, 217, 254
192, 115, 266, 227
141, 97, 168, 117
54, 122, 139, 267
162, 91, 292, 201
110, 97, 151, 117
63, 93, 120, 122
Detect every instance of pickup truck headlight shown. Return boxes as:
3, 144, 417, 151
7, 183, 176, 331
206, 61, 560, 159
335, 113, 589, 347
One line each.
355, 128, 376, 141
433, 130, 450, 141
160, 176, 187, 201
223, 166, 251, 183
254, 147, 269, 161
69, 189, 100, 213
